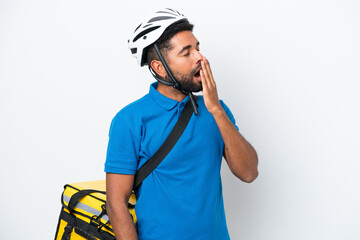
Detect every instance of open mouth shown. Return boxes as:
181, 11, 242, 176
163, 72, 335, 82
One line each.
193, 67, 202, 80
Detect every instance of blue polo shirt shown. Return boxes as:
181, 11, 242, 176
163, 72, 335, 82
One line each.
105, 82, 239, 240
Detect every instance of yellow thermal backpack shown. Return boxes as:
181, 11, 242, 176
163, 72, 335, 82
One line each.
54, 180, 136, 240
55, 100, 195, 239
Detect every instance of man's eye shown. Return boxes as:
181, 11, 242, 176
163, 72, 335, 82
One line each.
184, 52, 190, 56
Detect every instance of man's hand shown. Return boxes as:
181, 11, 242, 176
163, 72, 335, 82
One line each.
200, 57, 258, 182
200, 57, 222, 114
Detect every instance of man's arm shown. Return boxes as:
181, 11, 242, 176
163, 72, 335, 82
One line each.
200, 57, 258, 182
214, 109, 258, 183
106, 173, 138, 240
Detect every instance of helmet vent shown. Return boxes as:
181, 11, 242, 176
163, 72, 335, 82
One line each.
165, 8, 182, 16
142, 23, 153, 28
133, 26, 161, 42
134, 23, 142, 33
130, 48, 137, 54
165, 8, 176, 13
148, 16, 175, 23
156, 11, 177, 16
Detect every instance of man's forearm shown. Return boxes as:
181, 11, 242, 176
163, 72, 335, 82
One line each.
198, 56, 258, 181
107, 203, 138, 240
212, 107, 258, 182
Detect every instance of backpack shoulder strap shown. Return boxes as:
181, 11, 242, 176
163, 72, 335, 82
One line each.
133, 97, 196, 189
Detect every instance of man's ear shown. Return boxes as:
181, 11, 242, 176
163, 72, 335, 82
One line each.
150, 60, 166, 78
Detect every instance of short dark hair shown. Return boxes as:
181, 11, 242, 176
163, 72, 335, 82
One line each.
145, 19, 194, 66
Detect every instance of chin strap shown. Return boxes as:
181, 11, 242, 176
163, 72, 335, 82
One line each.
152, 44, 199, 115
148, 66, 173, 86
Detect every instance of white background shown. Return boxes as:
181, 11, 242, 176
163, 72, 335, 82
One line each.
1, 0, 359, 239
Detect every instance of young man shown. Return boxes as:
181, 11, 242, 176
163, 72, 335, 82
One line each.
105, 8, 258, 240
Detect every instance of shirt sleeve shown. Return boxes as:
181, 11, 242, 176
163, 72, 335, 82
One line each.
220, 100, 239, 131
104, 112, 140, 174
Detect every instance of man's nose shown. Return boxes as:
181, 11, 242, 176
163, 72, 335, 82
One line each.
195, 50, 204, 63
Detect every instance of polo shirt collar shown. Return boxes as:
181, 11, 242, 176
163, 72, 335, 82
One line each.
149, 82, 189, 111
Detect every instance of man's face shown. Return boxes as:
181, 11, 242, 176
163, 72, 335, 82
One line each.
164, 31, 204, 92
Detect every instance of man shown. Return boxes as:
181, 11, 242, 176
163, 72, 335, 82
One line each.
105, 8, 258, 240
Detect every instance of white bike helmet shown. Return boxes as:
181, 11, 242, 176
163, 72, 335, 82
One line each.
128, 8, 187, 67
128, 8, 199, 115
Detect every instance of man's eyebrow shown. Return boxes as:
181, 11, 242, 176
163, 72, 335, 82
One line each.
178, 42, 200, 55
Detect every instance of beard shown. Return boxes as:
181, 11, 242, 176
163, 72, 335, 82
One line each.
165, 64, 203, 92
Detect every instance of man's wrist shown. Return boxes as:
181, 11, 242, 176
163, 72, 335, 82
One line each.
210, 105, 225, 118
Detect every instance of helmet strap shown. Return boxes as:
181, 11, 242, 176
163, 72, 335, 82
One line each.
148, 66, 173, 86
153, 43, 199, 115
153, 44, 179, 86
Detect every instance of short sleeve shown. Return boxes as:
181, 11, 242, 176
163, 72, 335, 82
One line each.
220, 100, 239, 131
104, 113, 140, 174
